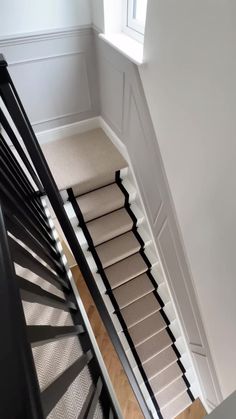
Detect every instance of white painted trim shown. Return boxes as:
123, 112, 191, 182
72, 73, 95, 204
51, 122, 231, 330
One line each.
99, 33, 144, 65
36, 113, 135, 154
8, 51, 85, 67
36, 115, 131, 149
32, 111, 87, 129
98, 116, 129, 161
36, 117, 100, 144
123, 0, 145, 42
0, 26, 92, 47
2, 26, 98, 133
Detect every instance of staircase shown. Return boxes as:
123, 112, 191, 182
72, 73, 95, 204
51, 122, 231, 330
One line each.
0, 53, 200, 418
42, 130, 198, 419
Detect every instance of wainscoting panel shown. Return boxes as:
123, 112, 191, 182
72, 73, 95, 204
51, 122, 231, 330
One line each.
0, 27, 99, 131
98, 56, 124, 135
9, 53, 91, 127
157, 219, 202, 346
126, 89, 163, 226
192, 352, 219, 409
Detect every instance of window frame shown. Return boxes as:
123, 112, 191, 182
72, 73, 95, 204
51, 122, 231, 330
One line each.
122, 0, 147, 43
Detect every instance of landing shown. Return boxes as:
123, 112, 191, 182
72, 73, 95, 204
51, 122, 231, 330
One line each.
41, 128, 127, 193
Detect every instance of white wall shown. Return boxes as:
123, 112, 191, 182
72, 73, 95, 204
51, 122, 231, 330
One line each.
140, 0, 236, 399
208, 391, 236, 418
0, 0, 91, 37
90, 0, 123, 34
90, 0, 105, 32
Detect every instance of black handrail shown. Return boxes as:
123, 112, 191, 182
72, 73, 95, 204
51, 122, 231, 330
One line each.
0, 54, 153, 418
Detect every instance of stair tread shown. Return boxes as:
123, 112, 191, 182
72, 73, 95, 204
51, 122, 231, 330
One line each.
87, 208, 133, 246
136, 329, 172, 363
105, 253, 148, 289
121, 293, 161, 328
41, 128, 127, 192
150, 362, 183, 395
161, 391, 191, 419
77, 183, 125, 222
142, 347, 178, 380
156, 376, 187, 409
113, 273, 154, 309
129, 311, 166, 346
96, 231, 141, 268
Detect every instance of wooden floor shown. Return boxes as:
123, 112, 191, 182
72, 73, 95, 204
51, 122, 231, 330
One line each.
176, 399, 206, 419
72, 266, 207, 419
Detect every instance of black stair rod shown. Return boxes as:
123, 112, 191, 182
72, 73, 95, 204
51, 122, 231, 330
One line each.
0, 60, 153, 419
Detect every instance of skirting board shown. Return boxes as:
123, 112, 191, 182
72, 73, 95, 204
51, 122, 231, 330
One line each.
36, 115, 129, 164
36, 117, 101, 145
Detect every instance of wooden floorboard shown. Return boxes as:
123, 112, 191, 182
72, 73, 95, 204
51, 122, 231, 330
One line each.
72, 265, 207, 419
176, 398, 207, 419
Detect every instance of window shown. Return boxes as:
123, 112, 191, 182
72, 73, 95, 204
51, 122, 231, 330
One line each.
124, 0, 148, 41
100, 0, 147, 64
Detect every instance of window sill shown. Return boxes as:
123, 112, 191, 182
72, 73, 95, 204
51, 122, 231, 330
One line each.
98, 33, 144, 66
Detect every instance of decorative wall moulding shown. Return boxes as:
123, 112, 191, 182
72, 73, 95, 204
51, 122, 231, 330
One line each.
0, 25, 92, 47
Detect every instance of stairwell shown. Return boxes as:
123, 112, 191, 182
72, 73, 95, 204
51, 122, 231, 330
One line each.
42, 128, 199, 419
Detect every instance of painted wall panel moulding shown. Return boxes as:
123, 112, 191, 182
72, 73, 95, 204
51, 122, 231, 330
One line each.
0, 26, 99, 132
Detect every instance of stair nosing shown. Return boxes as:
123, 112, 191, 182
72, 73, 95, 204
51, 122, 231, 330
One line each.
84, 204, 125, 224
87, 207, 134, 247
101, 245, 145, 271
160, 390, 192, 418
129, 313, 167, 347
120, 291, 162, 328
106, 256, 149, 290
158, 384, 188, 410
149, 360, 184, 396
140, 336, 174, 366
154, 371, 184, 397
146, 360, 178, 382
74, 180, 117, 198
117, 285, 155, 310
